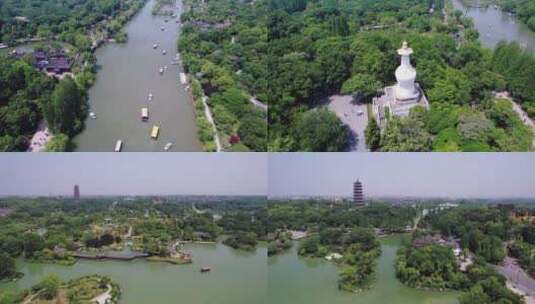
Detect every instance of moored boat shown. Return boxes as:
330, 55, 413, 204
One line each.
151, 125, 160, 139
114, 140, 123, 152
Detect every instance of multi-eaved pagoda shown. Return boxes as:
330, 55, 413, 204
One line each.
373, 41, 429, 127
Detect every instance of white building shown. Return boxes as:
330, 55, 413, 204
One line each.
373, 41, 429, 127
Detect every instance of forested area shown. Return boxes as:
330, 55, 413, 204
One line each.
0, 59, 87, 151
267, 0, 535, 151
0, 197, 267, 282
395, 205, 534, 303
0, 0, 145, 45
179, 0, 268, 151
498, 0, 535, 31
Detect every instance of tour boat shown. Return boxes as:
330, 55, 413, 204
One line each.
114, 140, 123, 152
164, 142, 173, 151
89, 112, 97, 119
162, 49, 167, 55
141, 107, 149, 121
151, 125, 160, 139
200, 267, 211, 273
159, 67, 164, 74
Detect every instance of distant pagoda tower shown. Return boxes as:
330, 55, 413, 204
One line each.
394, 41, 419, 102
353, 179, 365, 207
73, 185, 80, 200
372, 41, 429, 127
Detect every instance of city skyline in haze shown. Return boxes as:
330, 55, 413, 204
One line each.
0, 153, 267, 196
268, 153, 535, 199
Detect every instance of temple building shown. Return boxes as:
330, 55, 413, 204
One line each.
353, 179, 365, 207
73, 185, 80, 200
372, 41, 429, 127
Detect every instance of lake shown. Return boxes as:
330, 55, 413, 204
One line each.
0, 243, 267, 304
268, 234, 460, 304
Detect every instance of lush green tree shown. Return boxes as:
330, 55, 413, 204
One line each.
340, 74, 381, 102
0, 253, 17, 281
292, 109, 350, 151
365, 117, 381, 151
43, 77, 86, 136
39, 273, 62, 299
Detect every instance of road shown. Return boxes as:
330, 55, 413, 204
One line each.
495, 257, 535, 303
327, 95, 368, 152
495, 91, 535, 149
249, 97, 267, 111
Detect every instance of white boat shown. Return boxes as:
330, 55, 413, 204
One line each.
164, 142, 173, 151
89, 112, 97, 119
141, 107, 149, 121
148, 93, 153, 101
153, 43, 158, 49
179, 72, 187, 84
162, 50, 167, 55
114, 140, 123, 152
164, 65, 168, 70
159, 67, 164, 74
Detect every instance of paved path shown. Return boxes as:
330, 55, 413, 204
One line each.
92, 284, 112, 304
27, 120, 52, 152
495, 92, 535, 149
202, 96, 222, 152
249, 97, 267, 111
496, 257, 535, 303
326, 95, 368, 152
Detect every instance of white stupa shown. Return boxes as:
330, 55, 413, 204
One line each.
372, 41, 429, 126
394, 41, 419, 102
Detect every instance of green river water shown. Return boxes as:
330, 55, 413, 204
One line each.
1, 243, 267, 304
268, 234, 460, 304
1, 235, 462, 303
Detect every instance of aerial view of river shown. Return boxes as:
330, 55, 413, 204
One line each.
73, 0, 201, 151
0, 243, 267, 304
451, 0, 535, 52
268, 234, 459, 304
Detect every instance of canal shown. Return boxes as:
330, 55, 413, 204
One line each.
73, 0, 201, 151
0, 243, 267, 304
451, 0, 535, 52
268, 234, 460, 304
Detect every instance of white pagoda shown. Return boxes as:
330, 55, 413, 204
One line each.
372, 41, 429, 126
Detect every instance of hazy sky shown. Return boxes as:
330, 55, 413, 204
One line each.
268, 153, 535, 199
0, 153, 267, 196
